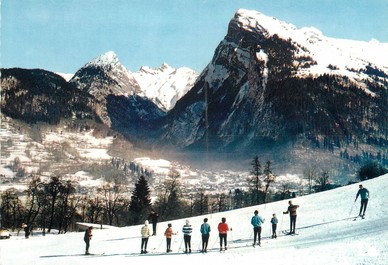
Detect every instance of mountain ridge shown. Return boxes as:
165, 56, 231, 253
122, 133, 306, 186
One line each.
1, 9, 387, 177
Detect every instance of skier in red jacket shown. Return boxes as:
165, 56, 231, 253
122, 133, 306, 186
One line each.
217, 217, 231, 251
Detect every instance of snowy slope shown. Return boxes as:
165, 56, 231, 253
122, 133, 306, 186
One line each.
133, 63, 198, 111
1, 174, 387, 265
234, 9, 388, 84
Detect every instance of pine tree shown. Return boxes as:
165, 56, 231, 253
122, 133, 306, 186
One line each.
129, 175, 151, 224
250, 155, 262, 205
263, 160, 276, 203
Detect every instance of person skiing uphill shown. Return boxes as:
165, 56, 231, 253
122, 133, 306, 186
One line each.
283, 200, 299, 234
182, 220, 193, 253
355, 184, 370, 217
218, 217, 231, 251
251, 210, 265, 246
141, 220, 151, 254
200, 218, 211, 253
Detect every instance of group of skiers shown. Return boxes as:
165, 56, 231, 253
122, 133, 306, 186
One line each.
140, 216, 211, 254
83, 185, 370, 255
138, 202, 299, 254
250, 200, 299, 248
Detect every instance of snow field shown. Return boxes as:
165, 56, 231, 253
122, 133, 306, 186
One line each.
1, 174, 387, 265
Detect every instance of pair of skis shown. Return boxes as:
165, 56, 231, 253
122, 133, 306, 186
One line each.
281, 230, 299, 236
353, 215, 365, 221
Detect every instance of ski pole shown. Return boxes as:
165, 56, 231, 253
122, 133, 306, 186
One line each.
210, 233, 219, 249
156, 236, 164, 252
348, 200, 356, 217
279, 213, 284, 232
178, 235, 184, 253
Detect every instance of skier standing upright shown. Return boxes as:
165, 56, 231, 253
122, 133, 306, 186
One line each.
140, 220, 151, 254
251, 210, 265, 246
148, 209, 159, 236
217, 217, 230, 251
200, 218, 211, 253
270, 213, 278, 238
164, 223, 176, 253
283, 200, 299, 234
182, 220, 193, 253
83, 226, 93, 255
21, 223, 29, 239
355, 184, 370, 217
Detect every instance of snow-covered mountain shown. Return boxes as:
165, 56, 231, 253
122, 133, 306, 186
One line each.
1, 9, 387, 179
133, 63, 198, 111
231, 9, 387, 86
69, 51, 166, 132
160, 9, 387, 164
71, 51, 142, 97
69, 52, 198, 113
1, 174, 387, 265
66, 51, 198, 131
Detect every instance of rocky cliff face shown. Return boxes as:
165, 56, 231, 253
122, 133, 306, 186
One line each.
160, 9, 388, 156
69, 51, 145, 127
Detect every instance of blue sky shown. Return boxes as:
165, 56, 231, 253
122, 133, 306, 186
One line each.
1, 0, 387, 74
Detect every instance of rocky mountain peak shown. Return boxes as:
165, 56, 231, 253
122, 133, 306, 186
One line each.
229, 9, 388, 85
161, 8, 387, 166
85, 51, 121, 69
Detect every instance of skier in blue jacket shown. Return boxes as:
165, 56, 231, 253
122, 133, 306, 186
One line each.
355, 184, 370, 217
200, 218, 211, 253
251, 210, 265, 247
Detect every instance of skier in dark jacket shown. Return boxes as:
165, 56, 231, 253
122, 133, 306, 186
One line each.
283, 200, 299, 234
270, 213, 278, 238
84, 226, 93, 255
22, 223, 29, 239
355, 184, 370, 217
148, 209, 159, 236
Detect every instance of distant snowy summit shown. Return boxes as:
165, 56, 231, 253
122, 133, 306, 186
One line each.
56, 73, 74, 81
85, 50, 122, 68
70, 51, 198, 112
133, 63, 198, 111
